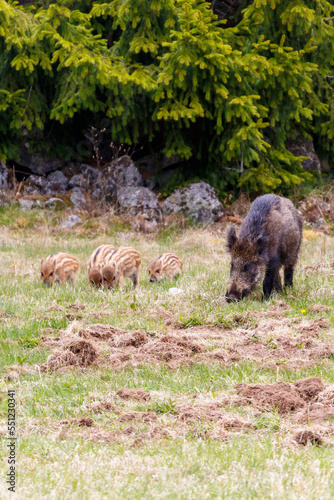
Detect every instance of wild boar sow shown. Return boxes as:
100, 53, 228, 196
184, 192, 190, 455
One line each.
226, 194, 302, 301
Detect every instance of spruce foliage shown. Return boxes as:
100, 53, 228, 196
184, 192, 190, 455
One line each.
0, 0, 333, 191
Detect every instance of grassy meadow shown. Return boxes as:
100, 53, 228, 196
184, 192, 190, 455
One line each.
1, 202, 334, 499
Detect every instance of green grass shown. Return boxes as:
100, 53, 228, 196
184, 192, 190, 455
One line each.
0, 207, 334, 498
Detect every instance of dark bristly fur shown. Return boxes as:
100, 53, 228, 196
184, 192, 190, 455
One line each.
226, 194, 302, 301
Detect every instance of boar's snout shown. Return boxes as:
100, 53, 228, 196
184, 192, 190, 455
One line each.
225, 291, 240, 302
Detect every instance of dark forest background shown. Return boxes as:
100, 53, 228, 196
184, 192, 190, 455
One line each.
0, 0, 333, 195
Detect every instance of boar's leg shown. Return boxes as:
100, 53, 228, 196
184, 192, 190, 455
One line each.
284, 266, 294, 288
273, 269, 282, 293
132, 271, 139, 289
263, 258, 281, 299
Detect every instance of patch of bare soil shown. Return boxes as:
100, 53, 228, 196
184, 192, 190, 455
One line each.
19, 378, 334, 448
233, 377, 334, 431
80, 378, 334, 445
177, 403, 253, 430
116, 388, 150, 401
294, 377, 325, 400
66, 313, 83, 321
34, 314, 334, 373
61, 417, 94, 427
39, 323, 206, 372
118, 412, 158, 423
85, 402, 113, 413
216, 317, 334, 369
236, 382, 305, 414
68, 304, 86, 311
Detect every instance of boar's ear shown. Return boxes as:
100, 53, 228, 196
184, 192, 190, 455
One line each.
41, 259, 44, 265
227, 226, 237, 252
256, 234, 269, 256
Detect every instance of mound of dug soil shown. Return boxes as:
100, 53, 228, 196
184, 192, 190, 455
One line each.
220, 317, 334, 369
236, 381, 305, 414
294, 377, 325, 400
36, 315, 334, 373
235, 377, 334, 428
40, 323, 205, 372
21, 378, 334, 449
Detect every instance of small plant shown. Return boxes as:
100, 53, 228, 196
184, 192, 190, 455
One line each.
180, 317, 204, 328
150, 399, 178, 415
84, 126, 106, 170
295, 342, 305, 349
19, 337, 39, 348
16, 355, 27, 365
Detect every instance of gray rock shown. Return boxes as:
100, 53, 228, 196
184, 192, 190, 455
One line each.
60, 214, 82, 228
70, 188, 86, 208
25, 175, 48, 195
68, 174, 86, 190
69, 164, 100, 190
18, 199, 34, 210
0, 161, 9, 190
99, 155, 143, 200
80, 164, 100, 180
47, 170, 68, 190
25, 172, 67, 195
162, 181, 223, 224
117, 186, 161, 221
25, 174, 66, 195
286, 137, 321, 173
18, 145, 66, 175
